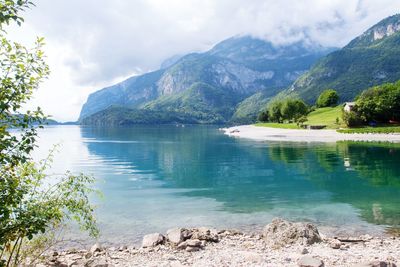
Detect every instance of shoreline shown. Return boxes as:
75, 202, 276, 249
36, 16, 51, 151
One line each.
38, 219, 399, 267
222, 125, 400, 143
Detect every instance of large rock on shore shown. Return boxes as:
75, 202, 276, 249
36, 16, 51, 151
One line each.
191, 227, 219, 242
166, 228, 192, 244
142, 233, 165, 248
263, 218, 322, 248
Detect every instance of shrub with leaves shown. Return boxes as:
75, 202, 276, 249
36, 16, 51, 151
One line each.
257, 109, 269, 122
316, 89, 339, 108
0, 1, 99, 266
0, 150, 99, 266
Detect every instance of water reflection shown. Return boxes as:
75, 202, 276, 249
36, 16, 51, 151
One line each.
78, 126, 400, 233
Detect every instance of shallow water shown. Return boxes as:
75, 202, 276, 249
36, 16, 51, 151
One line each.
34, 125, 400, 246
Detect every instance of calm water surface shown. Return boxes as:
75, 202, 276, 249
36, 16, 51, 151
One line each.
34, 125, 400, 245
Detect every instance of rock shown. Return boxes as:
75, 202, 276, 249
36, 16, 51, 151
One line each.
90, 243, 103, 253
66, 248, 78, 254
142, 233, 165, 248
352, 261, 397, 267
185, 246, 200, 252
263, 218, 322, 248
239, 251, 263, 263
118, 245, 127, 251
298, 256, 324, 267
191, 227, 219, 242
67, 260, 78, 266
70, 255, 82, 261
85, 252, 93, 259
177, 239, 202, 250
170, 262, 185, 267
166, 228, 191, 244
162, 254, 177, 261
360, 234, 373, 241
94, 263, 112, 267
300, 248, 309, 254
330, 239, 342, 249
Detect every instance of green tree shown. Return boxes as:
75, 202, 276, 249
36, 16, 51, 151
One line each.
316, 89, 339, 108
0, 2, 98, 266
268, 101, 283, 123
280, 99, 308, 122
356, 81, 400, 123
342, 109, 362, 127
257, 109, 269, 122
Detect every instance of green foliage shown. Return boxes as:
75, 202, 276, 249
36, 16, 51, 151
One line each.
355, 81, 400, 123
337, 126, 400, 134
265, 98, 308, 123
0, 0, 32, 28
257, 109, 269, 122
280, 99, 308, 122
342, 110, 363, 127
0, 37, 49, 166
267, 100, 283, 123
316, 89, 339, 107
1, 150, 99, 266
255, 122, 301, 129
296, 116, 308, 127
340, 80, 400, 127
0, 2, 98, 265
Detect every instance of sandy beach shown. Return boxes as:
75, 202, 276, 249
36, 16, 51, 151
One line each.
222, 125, 400, 143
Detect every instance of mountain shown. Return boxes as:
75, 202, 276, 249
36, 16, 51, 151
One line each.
288, 14, 400, 104
79, 36, 332, 124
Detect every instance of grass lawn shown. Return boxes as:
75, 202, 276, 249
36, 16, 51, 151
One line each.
306, 106, 343, 129
337, 126, 400, 134
254, 105, 400, 134
254, 122, 301, 129
255, 106, 343, 130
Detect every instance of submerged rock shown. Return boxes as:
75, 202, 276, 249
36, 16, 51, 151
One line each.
142, 233, 165, 248
263, 218, 321, 248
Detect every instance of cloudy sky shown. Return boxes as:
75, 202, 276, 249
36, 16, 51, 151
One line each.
9, 0, 400, 121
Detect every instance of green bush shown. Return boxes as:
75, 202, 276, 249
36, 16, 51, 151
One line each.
356, 81, 400, 123
342, 110, 363, 127
268, 101, 283, 123
265, 99, 309, 123
316, 89, 339, 108
257, 110, 269, 122
0, 2, 98, 266
281, 99, 309, 122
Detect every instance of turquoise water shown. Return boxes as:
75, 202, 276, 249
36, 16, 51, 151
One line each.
35, 125, 400, 245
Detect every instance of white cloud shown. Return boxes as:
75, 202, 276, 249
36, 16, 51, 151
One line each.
7, 0, 400, 121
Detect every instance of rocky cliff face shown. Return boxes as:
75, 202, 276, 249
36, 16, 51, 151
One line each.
79, 36, 332, 124
346, 14, 400, 48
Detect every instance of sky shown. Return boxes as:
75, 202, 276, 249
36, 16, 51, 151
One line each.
8, 0, 400, 122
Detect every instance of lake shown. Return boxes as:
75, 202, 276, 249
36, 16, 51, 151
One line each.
34, 125, 400, 246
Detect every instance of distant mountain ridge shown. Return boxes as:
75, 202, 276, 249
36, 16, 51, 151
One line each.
286, 14, 400, 104
79, 36, 333, 124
